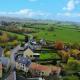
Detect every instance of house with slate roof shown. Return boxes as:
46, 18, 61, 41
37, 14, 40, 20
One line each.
40, 39, 47, 46
29, 43, 41, 51
15, 55, 31, 72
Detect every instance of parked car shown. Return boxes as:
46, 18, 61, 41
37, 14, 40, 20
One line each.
27, 77, 45, 80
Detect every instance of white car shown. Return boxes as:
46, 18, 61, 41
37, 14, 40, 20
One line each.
27, 77, 45, 80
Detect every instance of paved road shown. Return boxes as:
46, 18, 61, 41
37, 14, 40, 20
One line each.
10, 45, 21, 69
4, 45, 20, 80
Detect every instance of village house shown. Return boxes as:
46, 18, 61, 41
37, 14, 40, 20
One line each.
23, 47, 34, 58
23, 47, 40, 60
29, 63, 61, 77
15, 55, 31, 72
29, 38, 37, 45
28, 38, 41, 50
29, 43, 41, 51
40, 39, 47, 46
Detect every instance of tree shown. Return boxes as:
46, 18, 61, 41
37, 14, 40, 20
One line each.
25, 35, 28, 43
4, 48, 11, 57
58, 50, 69, 63
12, 40, 19, 46
1, 32, 9, 42
65, 57, 80, 73
22, 24, 27, 28
71, 43, 80, 49
55, 41, 64, 50
69, 49, 80, 58
48, 26, 55, 31
4, 51, 11, 58
1, 21, 9, 26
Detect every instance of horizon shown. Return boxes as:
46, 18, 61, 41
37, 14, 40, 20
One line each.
0, 0, 80, 22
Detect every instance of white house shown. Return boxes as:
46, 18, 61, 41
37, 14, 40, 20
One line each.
23, 48, 40, 60
15, 56, 31, 72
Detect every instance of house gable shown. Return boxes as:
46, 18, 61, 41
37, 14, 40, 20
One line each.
23, 48, 34, 58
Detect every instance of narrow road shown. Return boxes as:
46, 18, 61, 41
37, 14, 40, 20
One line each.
3, 45, 20, 80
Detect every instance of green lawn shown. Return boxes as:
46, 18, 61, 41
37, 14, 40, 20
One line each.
7, 32, 25, 41
0, 30, 25, 41
33, 27, 80, 43
0, 30, 25, 47
40, 53, 60, 60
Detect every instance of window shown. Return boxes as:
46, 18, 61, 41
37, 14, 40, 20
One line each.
30, 55, 33, 57
42, 72, 44, 75
33, 55, 39, 57
23, 64, 25, 67
39, 72, 41, 75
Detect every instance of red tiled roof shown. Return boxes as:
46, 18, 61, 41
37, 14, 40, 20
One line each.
29, 63, 61, 73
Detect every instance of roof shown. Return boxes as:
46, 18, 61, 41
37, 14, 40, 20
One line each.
29, 63, 61, 73
16, 56, 31, 66
24, 48, 34, 55
29, 39, 37, 45
0, 47, 3, 57
0, 57, 10, 67
30, 63, 50, 72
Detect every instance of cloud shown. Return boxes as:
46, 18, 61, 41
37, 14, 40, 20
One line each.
57, 12, 71, 17
59, 0, 80, 18
0, 9, 50, 19
76, 13, 80, 16
63, 0, 80, 11
57, 12, 80, 17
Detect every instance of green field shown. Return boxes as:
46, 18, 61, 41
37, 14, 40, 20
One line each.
40, 53, 60, 60
33, 27, 80, 43
0, 30, 25, 41
1, 23, 80, 43
7, 31, 25, 41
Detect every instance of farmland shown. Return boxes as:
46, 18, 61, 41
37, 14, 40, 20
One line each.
1, 22, 80, 44
32, 26, 80, 43
1, 21, 80, 80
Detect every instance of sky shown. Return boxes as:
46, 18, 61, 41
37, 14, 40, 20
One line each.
0, 0, 80, 22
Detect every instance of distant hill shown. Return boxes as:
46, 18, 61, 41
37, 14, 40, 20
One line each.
0, 16, 80, 25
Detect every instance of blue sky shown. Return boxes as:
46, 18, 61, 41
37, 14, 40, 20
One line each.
0, 0, 80, 22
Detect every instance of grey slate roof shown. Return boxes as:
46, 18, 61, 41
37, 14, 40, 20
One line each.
16, 56, 31, 66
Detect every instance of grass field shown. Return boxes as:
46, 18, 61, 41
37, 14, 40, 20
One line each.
33, 27, 80, 43
40, 53, 60, 60
1, 24, 80, 43
7, 31, 25, 41
0, 30, 25, 41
